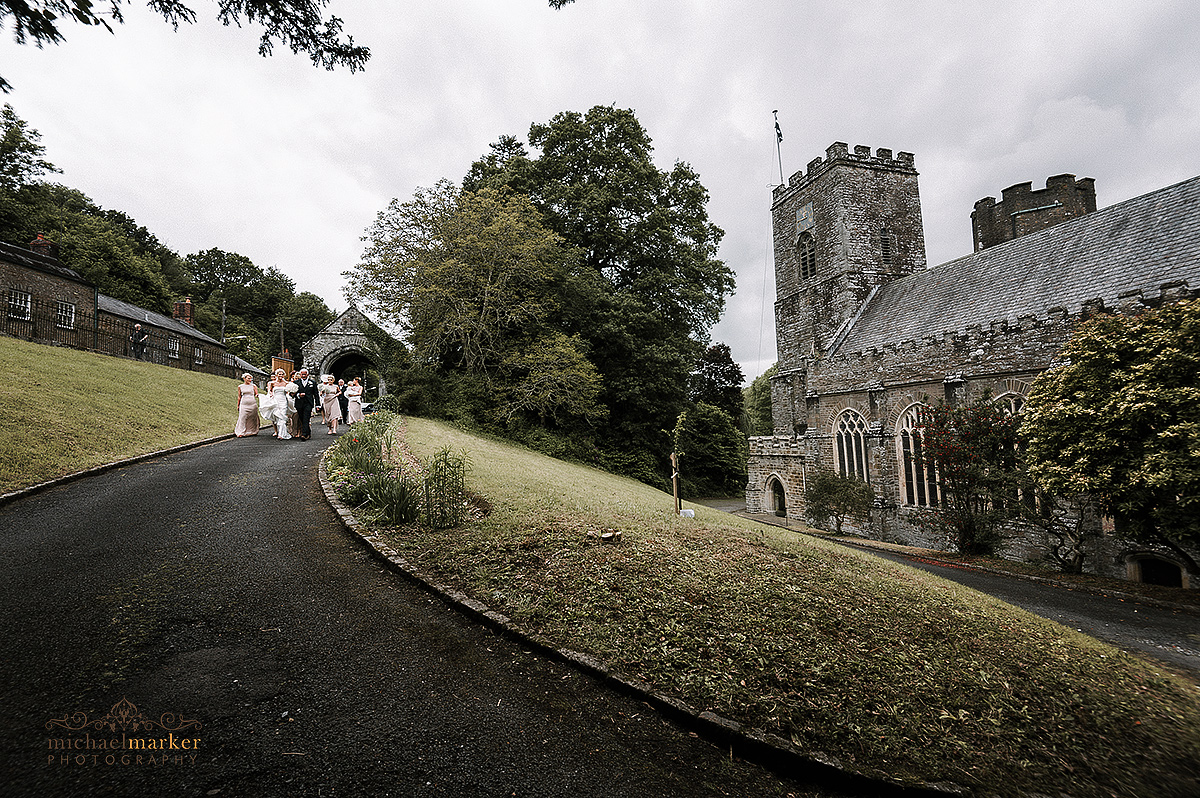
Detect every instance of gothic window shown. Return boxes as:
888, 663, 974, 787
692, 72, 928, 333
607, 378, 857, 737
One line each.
7, 289, 31, 320
56, 301, 75, 329
897, 404, 939, 507
798, 232, 817, 280
194, 346, 204, 365
834, 409, 869, 482
168, 337, 180, 360
993, 392, 1034, 509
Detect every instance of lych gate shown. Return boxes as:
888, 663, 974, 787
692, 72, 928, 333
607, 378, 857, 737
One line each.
300, 306, 393, 396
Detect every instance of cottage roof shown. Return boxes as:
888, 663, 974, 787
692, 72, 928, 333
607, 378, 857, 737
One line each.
0, 241, 91, 284
97, 294, 224, 347
832, 174, 1200, 354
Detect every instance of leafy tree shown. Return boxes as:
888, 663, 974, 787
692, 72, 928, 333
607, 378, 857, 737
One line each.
916, 400, 1025, 556
1023, 300, 1200, 575
500, 332, 606, 426
672, 402, 747, 498
466, 106, 733, 483
349, 181, 573, 374
804, 469, 874, 535
1, 0, 370, 92
743, 362, 777, 436
0, 104, 59, 190
689, 342, 744, 421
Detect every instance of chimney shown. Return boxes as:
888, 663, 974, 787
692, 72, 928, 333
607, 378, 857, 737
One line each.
172, 297, 195, 326
29, 233, 59, 260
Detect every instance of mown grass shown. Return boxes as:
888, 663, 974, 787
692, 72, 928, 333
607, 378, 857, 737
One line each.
376, 416, 1200, 798
0, 336, 236, 493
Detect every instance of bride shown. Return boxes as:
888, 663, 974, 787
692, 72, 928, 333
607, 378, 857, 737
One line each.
259, 369, 296, 439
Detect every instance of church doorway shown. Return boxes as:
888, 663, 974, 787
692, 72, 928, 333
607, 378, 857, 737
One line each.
769, 478, 787, 517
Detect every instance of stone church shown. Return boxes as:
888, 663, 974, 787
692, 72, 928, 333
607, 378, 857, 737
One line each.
745, 141, 1200, 586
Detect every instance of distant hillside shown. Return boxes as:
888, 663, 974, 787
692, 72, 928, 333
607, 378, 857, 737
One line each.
0, 336, 236, 493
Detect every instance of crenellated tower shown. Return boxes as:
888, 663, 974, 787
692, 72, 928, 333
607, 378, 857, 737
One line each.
768, 142, 926, 435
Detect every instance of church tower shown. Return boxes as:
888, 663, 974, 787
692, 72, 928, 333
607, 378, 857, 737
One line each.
769, 142, 926, 435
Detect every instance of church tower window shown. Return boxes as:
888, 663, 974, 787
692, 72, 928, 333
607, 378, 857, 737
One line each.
834, 409, 869, 482
798, 232, 817, 280
880, 226, 892, 265
897, 404, 938, 507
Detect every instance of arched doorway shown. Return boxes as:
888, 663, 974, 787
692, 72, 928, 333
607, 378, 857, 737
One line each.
1132, 556, 1184, 588
768, 477, 787, 517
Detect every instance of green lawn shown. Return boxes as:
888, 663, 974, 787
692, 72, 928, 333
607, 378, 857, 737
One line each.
376, 416, 1200, 798
0, 335, 236, 493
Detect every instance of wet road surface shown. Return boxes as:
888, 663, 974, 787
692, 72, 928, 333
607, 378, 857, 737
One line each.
0, 436, 854, 798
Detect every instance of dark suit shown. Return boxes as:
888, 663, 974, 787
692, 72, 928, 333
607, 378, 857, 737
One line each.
292, 375, 318, 439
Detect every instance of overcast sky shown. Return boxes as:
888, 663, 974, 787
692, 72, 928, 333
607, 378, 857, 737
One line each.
5, 0, 1199, 381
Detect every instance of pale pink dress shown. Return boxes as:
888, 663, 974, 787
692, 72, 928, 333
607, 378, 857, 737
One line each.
320, 382, 342, 423
345, 384, 365, 423
235, 384, 259, 436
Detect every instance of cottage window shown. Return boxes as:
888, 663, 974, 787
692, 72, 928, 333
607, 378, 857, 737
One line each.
897, 404, 939, 507
194, 346, 204, 365
8, 290, 31, 320
168, 337, 180, 360
56, 301, 75, 329
834, 409, 869, 482
798, 232, 817, 280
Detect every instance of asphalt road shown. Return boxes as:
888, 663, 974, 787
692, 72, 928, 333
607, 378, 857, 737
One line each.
0, 434, 854, 798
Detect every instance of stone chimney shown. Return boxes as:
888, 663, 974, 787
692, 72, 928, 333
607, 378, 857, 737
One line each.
29, 233, 59, 260
172, 297, 195, 326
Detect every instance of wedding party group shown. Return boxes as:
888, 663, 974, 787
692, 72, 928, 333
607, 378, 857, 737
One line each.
234, 368, 366, 440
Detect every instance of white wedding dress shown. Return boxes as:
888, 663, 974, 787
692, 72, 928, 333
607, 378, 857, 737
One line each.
261, 384, 293, 439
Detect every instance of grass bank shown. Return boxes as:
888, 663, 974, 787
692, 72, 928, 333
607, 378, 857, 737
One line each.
0, 336, 236, 494
370, 416, 1200, 798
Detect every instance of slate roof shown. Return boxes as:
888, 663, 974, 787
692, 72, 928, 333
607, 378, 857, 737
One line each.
98, 294, 224, 347
0, 241, 90, 284
832, 174, 1200, 354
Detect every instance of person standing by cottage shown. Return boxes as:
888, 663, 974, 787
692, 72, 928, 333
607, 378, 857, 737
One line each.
129, 324, 148, 360
291, 368, 318, 440
234, 373, 260, 437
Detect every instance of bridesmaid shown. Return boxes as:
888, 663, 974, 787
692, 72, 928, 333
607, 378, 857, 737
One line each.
234, 374, 260, 437
319, 375, 342, 435
345, 377, 365, 424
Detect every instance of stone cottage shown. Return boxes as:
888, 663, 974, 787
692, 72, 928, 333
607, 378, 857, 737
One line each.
746, 142, 1200, 586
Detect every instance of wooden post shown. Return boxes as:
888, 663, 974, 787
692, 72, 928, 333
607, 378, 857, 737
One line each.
671, 451, 681, 515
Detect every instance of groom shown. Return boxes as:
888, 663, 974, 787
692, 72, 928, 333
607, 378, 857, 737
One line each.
292, 368, 318, 441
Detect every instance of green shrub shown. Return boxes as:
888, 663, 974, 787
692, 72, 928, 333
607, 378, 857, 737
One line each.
805, 469, 874, 534
422, 447, 470, 529
360, 472, 419, 526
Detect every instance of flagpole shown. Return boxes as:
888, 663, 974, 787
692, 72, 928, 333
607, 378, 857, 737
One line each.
773, 110, 784, 185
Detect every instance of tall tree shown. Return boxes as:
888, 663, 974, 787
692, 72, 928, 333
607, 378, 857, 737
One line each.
467, 106, 733, 482
743, 363, 777, 436
0, 104, 59, 190
350, 181, 573, 374
1023, 300, 1200, 574
689, 342, 744, 421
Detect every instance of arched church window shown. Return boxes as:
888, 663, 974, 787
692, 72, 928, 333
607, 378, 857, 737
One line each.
798, 232, 817, 280
880, 226, 893, 265
897, 404, 939, 507
993, 392, 1033, 509
834, 409, 869, 482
